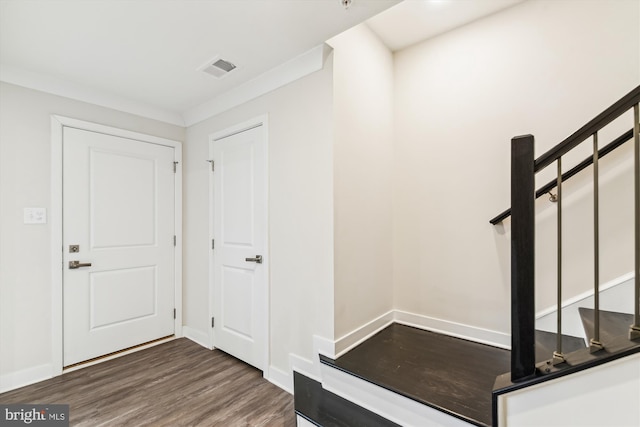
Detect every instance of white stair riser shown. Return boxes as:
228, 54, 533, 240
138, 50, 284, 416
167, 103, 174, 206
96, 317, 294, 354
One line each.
320, 363, 475, 427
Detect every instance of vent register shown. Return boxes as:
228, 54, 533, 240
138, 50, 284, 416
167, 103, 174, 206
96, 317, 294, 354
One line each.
199, 57, 237, 79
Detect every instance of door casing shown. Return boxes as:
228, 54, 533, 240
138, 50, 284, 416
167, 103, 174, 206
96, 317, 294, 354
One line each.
208, 115, 270, 375
50, 115, 183, 376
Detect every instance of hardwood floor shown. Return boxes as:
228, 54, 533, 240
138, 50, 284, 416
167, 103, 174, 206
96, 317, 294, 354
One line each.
321, 323, 511, 427
0, 339, 295, 427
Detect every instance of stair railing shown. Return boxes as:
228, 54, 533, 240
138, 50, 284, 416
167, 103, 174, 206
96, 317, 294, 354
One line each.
492, 85, 640, 382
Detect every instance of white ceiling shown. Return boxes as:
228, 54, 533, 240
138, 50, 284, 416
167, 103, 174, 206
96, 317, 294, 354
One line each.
367, 0, 524, 51
0, 0, 526, 126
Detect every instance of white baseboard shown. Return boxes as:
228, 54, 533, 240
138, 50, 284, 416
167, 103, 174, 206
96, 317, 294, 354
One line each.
0, 363, 53, 394
313, 335, 335, 361
294, 335, 334, 384
1, 336, 183, 393
535, 272, 634, 339
334, 311, 395, 358
277, 310, 511, 397
333, 309, 510, 354
394, 310, 511, 349
535, 271, 634, 319
183, 326, 211, 349
267, 365, 293, 394
290, 353, 320, 383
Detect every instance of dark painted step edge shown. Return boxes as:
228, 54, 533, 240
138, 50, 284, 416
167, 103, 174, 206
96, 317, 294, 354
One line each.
294, 371, 400, 427
320, 354, 488, 427
491, 335, 640, 427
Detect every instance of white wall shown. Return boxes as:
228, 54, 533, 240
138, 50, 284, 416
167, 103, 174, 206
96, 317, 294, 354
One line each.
183, 55, 334, 378
0, 82, 184, 389
2, 0, 638, 397
392, 0, 640, 337
498, 352, 640, 426
536, 273, 634, 340
328, 24, 395, 341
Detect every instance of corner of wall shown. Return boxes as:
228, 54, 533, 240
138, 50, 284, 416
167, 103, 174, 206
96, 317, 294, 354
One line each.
182, 326, 212, 350
0, 364, 54, 394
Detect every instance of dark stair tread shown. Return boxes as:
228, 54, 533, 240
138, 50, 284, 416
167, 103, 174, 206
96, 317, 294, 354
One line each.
294, 371, 399, 427
578, 307, 634, 344
534, 330, 586, 363
320, 323, 510, 427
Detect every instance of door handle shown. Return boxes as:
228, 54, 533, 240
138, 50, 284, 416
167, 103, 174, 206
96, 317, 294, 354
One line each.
245, 255, 263, 264
69, 260, 92, 269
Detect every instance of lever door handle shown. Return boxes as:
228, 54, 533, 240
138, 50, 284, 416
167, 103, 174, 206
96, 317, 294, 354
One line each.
69, 260, 92, 269
245, 255, 263, 264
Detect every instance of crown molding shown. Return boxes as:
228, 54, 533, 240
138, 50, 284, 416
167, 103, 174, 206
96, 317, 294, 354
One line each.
1, 43, 331, 129
0, 64, 185, 127
182, 44, 331, 127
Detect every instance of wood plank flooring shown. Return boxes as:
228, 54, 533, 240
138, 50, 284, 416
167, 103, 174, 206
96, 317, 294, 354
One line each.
0, 339, 295, 427
321, 323, 511, 427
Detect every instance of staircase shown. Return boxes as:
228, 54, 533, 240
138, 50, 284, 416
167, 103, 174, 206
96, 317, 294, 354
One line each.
298, 323, 508, 427
294, 307, 639, 426
294, 85, 640, 426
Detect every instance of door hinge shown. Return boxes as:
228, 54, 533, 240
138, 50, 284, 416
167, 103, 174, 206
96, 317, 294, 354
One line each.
173, 161, 179, 173
206, 160, 214, 172
212, 239, 215, 250
174, 308, 176, 319
211, 317, 215, 328
173, 235, 177, 246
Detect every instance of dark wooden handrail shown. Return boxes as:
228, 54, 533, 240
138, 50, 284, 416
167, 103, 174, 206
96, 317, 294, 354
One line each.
490, 129, 634, 225
535, 85, 640, 172
503, 85, 639, 383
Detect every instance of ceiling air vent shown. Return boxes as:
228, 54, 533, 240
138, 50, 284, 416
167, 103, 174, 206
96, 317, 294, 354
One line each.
199, 57, 237, 79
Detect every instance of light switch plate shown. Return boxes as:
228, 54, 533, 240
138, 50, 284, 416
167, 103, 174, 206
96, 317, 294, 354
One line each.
24, 207, 47, 224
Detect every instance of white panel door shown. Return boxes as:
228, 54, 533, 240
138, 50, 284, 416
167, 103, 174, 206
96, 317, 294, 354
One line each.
63, 127, 175, 366
211, 124, 267, 370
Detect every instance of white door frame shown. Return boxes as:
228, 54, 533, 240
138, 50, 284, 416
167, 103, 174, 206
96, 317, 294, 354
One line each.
50, 115, 183, 376
208, 115, 270, 374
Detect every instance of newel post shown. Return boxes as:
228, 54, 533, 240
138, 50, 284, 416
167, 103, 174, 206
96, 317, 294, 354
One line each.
511, 134, 536, 382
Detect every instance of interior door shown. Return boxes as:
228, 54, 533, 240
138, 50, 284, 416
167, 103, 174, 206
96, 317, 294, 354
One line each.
63, 127, 175, 366
211, 124, 267, 370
